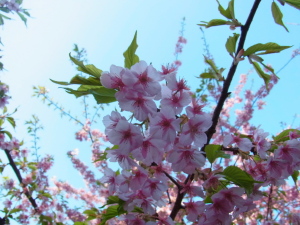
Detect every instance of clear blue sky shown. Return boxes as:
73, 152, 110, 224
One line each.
0, 0, 299, 223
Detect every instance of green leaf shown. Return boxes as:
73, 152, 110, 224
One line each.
285, 0, 300, 9
225, 33, 240, 54
38, 191, 53, 199
0, 166, 4, 174
92, 95, 116, 104
100, 205, 126, 225
222, 166, 262, 194
292, 170, 299, 186
74, 222, 88, 225
78, 64, 102, 78
70, 75, 101, 85
83, 208, 98, 221
205, 144, 230, 164
17, 12, 27, 25
271, 2, 289, 32
69, 54, 102, 78
203, 195, 213, 203
86, 86, 116, 97
199, 73, 215, 79
8, 208, 22, 214
6, 117, 15, 128
2, 130, 12, 139
0, 15, 4, 26
273, 128, 300, 143
216, 0, 232, 19
87, 86, 117, 104
62, 87, 87, 98
50, 79, 70, 86
198, 19, 228, 28
123, 31, 139, 69
228, 0, 235, 19
0, 7, 10, 13
291, 170, 299, 187
244, 42, 291, 56
252, 61, 271, 89
106, 196, 125, 205
204, 56, 224, 80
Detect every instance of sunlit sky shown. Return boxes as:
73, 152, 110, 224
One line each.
0, 0, 299, 222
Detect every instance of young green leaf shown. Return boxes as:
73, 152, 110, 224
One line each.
285, 0, 300, 10
70, 75, 101, 85
252, 62, 271, 89
49, 79, 70, 86
198, 19, 228, 28
6, 117, 15, 128
244, 42, 291, 56
100, 205, 127, 225
225, 33, 240, 54
199, 73, 215, 79
271, 1, 289, 32
291, 170, 299, 186
69, 54, 102, 78
228, 0, 235, 20
123, 31, 139, 69
273, 128, 300, 143
205, 144, 230, 164
17, 12, 27, 26
222, 166, 262, 194
216, 0, 232, 19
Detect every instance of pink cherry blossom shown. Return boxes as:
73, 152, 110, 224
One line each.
179, 114, 212, 148
122, 60, 162, 96
115, 90, 157, 121
142, 178, 167, 200
165, 72, 189, 92
253, 129, 271, 159
223, 134, 253, 152
184, 201, 205, 222
107, 149, 138, 170
167, 144, 206, 174
161, 86, 192, 114
212, 187, 245, 209
107, 120, 143, 153
103, 111, 127, 134
99, 168, 121, 195
275, 139, 300, 163
100, 65, 126, 90
131, 134, 166, 166
149, 107, 181, 143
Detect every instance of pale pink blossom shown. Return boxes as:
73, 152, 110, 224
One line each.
116, 90, 157, 121
149, 107, 181, 143
223, 134, 253, 152
167, 144, 206, 174
184, 201, 205, 222
107, 120, 143, 153
100, 65, 126, 90
179, 114, 212, 148
123, 60, 162, 96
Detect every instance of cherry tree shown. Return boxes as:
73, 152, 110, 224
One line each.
1, 0, 300, 224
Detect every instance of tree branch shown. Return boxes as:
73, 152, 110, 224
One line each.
4, 149, 38, 210
170, 0, 262, 221
205, 0, 262, 144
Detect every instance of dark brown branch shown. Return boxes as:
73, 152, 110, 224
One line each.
266, 185, 273, 221
205, 0, 262, 144
170, 0, 262, 221
163, 171, 181, 190
4, 149, 38, 210
170, 174, 193, 220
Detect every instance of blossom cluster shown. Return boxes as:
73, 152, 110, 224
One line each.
99, 61, 281, 224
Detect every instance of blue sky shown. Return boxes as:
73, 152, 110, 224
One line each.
0, 0, 300, 222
